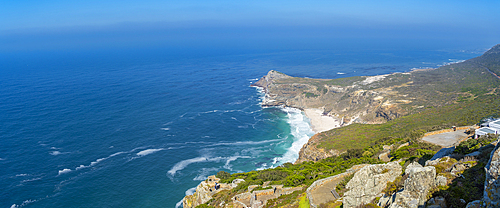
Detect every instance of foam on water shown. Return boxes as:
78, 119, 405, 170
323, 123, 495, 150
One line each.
136, 148, 164, 156
223, 156, 251, 170
175, 200, 183, 208
276, 107, 315, 165
193, 167, 219, 181
58, 169, 71, 175
168, 157, 215, 177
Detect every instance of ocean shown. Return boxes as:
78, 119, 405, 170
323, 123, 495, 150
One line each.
0, 47, 484, 207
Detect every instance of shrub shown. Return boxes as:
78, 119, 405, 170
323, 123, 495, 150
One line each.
216, 171, 231, 180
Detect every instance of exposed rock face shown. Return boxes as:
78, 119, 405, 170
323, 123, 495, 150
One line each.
427, 196, 447, 208
183, 175, 242, 208
307, 164, 368, 208
252, 70, 422, 164
380, 162, 436, 208
482, 141, 500, 207
296, 134, 341, 163
342, 162, 402, 208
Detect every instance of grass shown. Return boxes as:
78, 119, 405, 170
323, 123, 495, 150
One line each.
315, 94, 500, 154
299, 195, 310, 208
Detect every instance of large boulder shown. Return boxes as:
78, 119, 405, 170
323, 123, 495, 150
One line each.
342, 161, 402, 208
384, 162, 436, 208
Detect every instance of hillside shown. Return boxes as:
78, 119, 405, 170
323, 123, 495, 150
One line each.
291, 45, 500, 162
184, 44, 500, 208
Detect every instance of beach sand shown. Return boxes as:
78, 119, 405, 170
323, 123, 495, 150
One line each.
304, 108, 341, 133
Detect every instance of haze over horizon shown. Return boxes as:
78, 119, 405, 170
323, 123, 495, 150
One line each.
1, 0, 500, 52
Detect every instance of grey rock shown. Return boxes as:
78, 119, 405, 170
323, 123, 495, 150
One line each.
386, 162, 436, 208
427, 196, 447, 208
342, 162, 402, 208
425, 156, 451, 167
465, 200, 481, 208
482, 142, 500, 207
435, 175, 447, 187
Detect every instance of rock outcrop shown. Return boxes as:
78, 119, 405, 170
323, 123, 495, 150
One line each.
307, 164, 368, 208
342, 162, 402, 208
379, 162, 436, 208
481, 141, 500, 207
183, 175, 242, 208
295, 134, 341, 163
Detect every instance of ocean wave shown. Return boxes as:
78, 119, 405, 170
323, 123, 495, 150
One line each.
137, 148, 164, 156
21, 177, 43, 183
50, 151, 66, 156
278, 107, 314, 165
58, 169, 72, 175
205, 139, 282, 147
61, 151, 127, 174
168, 157, 218, 177
186, 187, 197, 195
223, 156, 251, 170
161, 127, 170, 131
168, 155, 250, 177
337, 72, 346, 74
10, 198, 37, 208
175, 200, 183, 208
193, 167, 219, 181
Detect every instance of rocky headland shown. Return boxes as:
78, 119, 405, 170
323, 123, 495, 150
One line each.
183, 44, 500, 208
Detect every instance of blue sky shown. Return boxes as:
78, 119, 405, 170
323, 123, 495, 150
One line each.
1, 0, 499, 51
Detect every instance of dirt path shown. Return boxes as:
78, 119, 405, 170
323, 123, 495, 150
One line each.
310, 177, 343, 205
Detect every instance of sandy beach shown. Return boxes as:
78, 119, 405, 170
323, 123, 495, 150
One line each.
303, 108, 341, 133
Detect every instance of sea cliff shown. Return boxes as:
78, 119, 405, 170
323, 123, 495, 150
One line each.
182, 44, 500, 208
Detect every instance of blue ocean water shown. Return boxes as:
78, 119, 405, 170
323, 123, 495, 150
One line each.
0, 48, 483, 207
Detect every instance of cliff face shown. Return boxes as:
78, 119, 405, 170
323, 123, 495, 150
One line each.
252, 44, 500, 163
253, 70, 426, 162
252, 71, 409, 125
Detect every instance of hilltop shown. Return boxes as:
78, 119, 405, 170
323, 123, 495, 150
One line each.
183, 44, 500, 208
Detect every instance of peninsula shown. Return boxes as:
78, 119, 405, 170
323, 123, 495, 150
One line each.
183, 44, 500, 208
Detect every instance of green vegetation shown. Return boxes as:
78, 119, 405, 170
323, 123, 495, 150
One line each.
316, 94, 500, 154
454, 134, 498, 155
263, 190, 304, 208
206, 45, 500, 207
195, 204, 215, 208
304, 92, 319, 98
426, 135, 497, 207
382, 175, 406, 196
429, 161, 487, 208
391, 142, 438, 162
219, 156, 380, 190
335, 173, 354, 196
299, 194, 310, 208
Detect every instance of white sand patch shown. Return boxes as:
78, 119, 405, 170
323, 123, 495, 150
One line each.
360, 74, 389, 85
304, 108, 341, 133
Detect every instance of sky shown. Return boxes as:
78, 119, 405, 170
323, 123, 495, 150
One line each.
1, 0, 499, 52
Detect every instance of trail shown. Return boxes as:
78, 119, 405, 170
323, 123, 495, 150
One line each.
485, 66, 500, 80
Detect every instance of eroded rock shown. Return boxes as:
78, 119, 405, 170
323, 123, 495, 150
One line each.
381, 162, 436, 208
482, 141, 500, 207
342, 161, 402, 208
